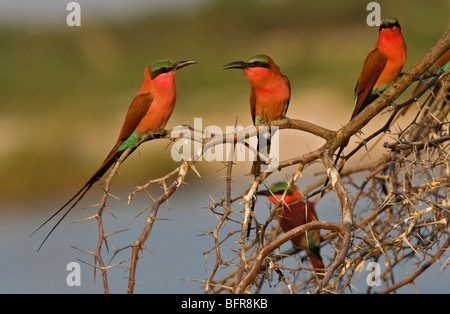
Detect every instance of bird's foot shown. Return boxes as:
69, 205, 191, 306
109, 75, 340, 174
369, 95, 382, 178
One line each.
155, 128, 168, 137
399, 71, 414, 81
285, 116, 292, 128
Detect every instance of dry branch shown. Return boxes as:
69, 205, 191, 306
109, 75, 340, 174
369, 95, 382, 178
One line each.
72, 27, 449, 294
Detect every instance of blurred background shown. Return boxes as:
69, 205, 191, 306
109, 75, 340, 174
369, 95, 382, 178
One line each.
0, 0, 448, 293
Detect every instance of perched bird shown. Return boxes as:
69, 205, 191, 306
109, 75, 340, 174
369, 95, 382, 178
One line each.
33, 59, 197, 249
322, 17, 406, 196
365, 48, 450, 150
258, 181, 324, 279
223, 54, 291, 176
223, 54, 290, 237
408, 48, 450, 101
352, 17, 407, 120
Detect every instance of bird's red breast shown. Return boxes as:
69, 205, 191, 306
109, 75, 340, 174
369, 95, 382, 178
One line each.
268, 187, 320, 250
353, 24, 406, 120
374, 26, 407, 89
133, 66, 177, 134
243, 57, 291, 124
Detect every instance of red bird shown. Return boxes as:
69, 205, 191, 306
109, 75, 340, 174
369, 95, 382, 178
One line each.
353, 16, 407, 120
224, 55, 291, 237
259, 181, 325, 279
34, 59, 196, 249
409, 48, 450, 100
323, 17, 406, 195
223, 54, 291, 176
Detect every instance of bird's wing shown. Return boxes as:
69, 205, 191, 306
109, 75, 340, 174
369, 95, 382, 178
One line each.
282, 74, 291, 116
32, 92, 153, 250
115, 92, 153, 145
250, 87, 257, 124
353, 47, 387, 119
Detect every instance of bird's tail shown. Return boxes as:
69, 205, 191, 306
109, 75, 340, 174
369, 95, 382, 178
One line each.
307, 247, 325, 279
250, 135, 271, 176
250, 158, 261, 177
248, 134, 271, 238
32, 147, 126, 251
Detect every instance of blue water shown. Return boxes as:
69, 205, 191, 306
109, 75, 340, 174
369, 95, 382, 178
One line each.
1, 174, 449, 294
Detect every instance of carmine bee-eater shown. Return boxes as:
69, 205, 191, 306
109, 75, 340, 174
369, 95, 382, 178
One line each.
33, 59, 197, 249
223, 54, 290, 237
381, 48, 450, 127
353, 17, 406, 121
258, 181, 325, 279
223, 54, 291, 176
410, 48, 450, 98
322, 17, 406, 196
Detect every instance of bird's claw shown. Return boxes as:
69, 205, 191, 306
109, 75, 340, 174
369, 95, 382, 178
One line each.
285, 117, 292, 128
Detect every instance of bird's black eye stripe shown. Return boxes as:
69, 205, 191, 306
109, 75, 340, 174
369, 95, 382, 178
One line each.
151, 66, 173, 79
379, 21, 401, 31
249, 61, 271, 69
158, 67, 170, 74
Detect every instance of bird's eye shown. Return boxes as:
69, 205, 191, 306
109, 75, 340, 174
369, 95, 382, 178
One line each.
160, 67, 168, 72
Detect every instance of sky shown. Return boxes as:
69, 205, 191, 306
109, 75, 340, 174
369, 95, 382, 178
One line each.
0, 0, 211, 26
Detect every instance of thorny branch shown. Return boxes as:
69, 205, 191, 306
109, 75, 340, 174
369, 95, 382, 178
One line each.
72, 28, 449, 294
202, 27, 449, 294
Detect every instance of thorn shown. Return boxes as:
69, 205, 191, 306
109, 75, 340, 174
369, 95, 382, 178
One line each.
190, 163, 202, 178
71, 214, 98, 224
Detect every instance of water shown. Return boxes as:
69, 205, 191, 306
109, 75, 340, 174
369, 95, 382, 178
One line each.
1, 173, 448, 294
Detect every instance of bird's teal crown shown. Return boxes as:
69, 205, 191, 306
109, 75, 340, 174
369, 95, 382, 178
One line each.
379, 16, 401, 31
150, 59, 176, 79
269, 181, 294, 195
245, 54, 271, 69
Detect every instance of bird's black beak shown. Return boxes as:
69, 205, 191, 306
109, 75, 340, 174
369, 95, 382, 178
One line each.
256, 189, 272, 196
174, 60, 197, 71
223, 60, 247, 70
